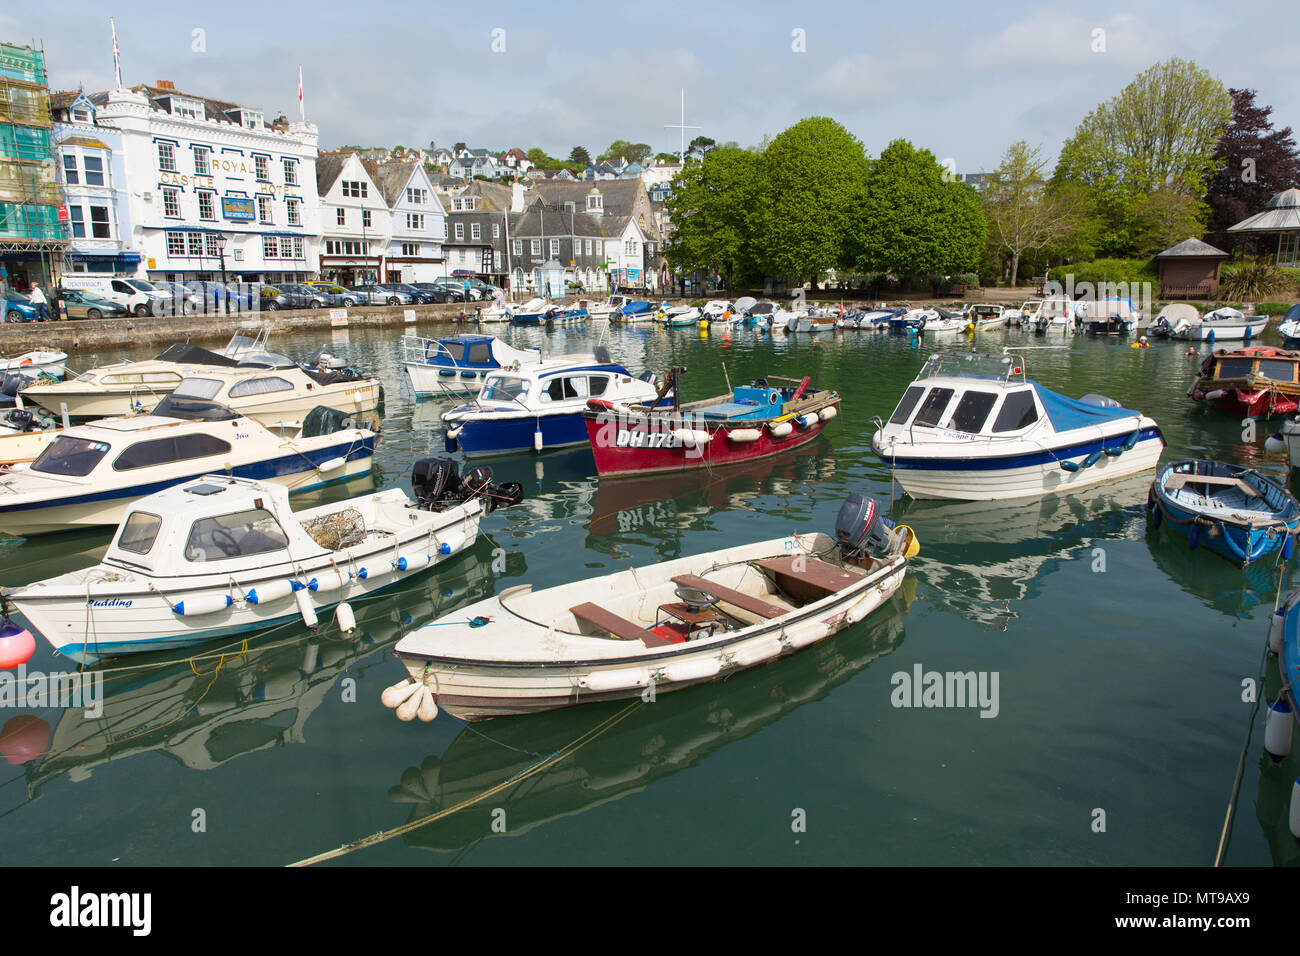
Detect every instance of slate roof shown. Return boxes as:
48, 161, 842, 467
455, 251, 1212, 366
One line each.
315, 151, 352, 196
1156, 237, 1229, 258
1228, 188, 1300, 234
370, 160, 419, 206
509, 202, 607, 238
531, 178, 654, 237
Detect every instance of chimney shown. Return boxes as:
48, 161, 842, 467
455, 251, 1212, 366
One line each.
156, 80, 176, 90
511, 181, 525, 213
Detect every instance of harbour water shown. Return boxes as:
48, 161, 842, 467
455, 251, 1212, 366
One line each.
1, 320, 1295, 866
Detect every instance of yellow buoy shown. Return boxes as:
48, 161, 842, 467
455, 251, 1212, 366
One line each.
897, 525, 921, 558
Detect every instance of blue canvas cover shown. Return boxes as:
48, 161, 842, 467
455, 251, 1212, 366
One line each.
1030, 383, 1138, 432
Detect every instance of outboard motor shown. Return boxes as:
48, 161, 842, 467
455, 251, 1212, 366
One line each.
460, 465, 525, 513
1, 408, 35, 432
412, 457, 461, 506
836, 492, 908, 560
411, 457, 525, 514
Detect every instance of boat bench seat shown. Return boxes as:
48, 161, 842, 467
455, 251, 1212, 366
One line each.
569, 602, 676, 648
1165, 473, 1261, 497
670, 574, 786, 619
754, 556, 864, 603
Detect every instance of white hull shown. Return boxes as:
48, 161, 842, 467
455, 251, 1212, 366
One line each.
25, 384, 176, 419
0, 427, 60, 466
1173, 319, 1269, 341
404, 363, 482, 398
395, 533, 907, 720
0, 351, 67, 378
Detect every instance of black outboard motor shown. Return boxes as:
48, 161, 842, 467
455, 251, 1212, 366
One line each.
412, 457, 461, 506
460, 466, 525, 513
835, 492, 905, 560
411, 458, 524, 514
1, 408, 36, 432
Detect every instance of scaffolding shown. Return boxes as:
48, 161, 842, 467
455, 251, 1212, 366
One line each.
0, 41, 65, 283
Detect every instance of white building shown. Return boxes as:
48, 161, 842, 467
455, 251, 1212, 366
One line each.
372, 160, 447, 282
316, 151, 390, 285
83, 83, 320, 283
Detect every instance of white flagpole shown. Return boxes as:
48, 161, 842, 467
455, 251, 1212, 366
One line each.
111, 18, 123, 89
298, 65, 304, 122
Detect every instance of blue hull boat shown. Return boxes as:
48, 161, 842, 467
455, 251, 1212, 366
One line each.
1147, 459, 1300, 566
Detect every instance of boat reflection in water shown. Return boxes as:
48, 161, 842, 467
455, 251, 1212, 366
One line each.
893, 472, 1153, 629
387, 596, 910, 854
18, 553, 506, 795
1143, 515, 1287, 618
584, 438, 835, 561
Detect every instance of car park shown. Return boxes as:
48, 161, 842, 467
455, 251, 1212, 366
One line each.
260, 283, 330, 311
306, 281, 365, 307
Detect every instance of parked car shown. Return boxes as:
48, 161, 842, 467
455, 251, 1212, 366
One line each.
260, 283, 330, 311
412, 281, 465, 303
390, 282, 439, 304
60, 276, 172, 316
152, 281, 202, 314
59, 289, 129, 320
467, 277, 502, 297
305, 281, 366, 308
349, 284, 412, 306
431, 276, 481, 300
2, 293, 41, 322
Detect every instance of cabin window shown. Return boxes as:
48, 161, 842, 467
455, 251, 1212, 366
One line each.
443, 342, 468, 363
1215, 359, 1253, 378
480, 376, 527, 403
112, 434, 233, 471
542, 377, 586, 402
948, 391, 999, 433
466, 342, 492, 365
228, 377, 293, 399
118, 512, 163, 554
173, 378, 223, 400
1257, 360, 1296, 382
913, 388, 955, 427
888, 386, 925, 425
30, 437, 110, 477
184, 508, 288, 563
589, 376, 609, 396
991, 390, 1039, 432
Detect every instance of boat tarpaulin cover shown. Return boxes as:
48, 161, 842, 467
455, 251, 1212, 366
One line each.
154, 343, 241, 367
301, 405, 355, 438
1031, 383, 1139, 432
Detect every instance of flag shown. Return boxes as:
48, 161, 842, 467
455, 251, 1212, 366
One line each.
297, 65, 304, 121
111, 18, 122, 89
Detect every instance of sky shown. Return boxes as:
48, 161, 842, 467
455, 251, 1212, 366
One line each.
7, 0, 1299, 174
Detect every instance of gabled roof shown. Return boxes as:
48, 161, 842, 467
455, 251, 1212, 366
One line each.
371, 161, 422, 206
532, 179, 650, 228
1156, 237, 1229, 259
451, 180, 512, 213
509, 202, 606, 239
57, 134, 110, 150
315, 152, 351, 196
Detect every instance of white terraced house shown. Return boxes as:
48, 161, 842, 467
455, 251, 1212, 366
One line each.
372, 161, 447, 283
316, 151, 391, 286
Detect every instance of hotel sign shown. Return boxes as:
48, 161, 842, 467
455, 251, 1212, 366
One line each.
222, 197, 255, 221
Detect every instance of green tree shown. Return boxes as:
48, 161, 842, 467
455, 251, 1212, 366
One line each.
688, 135, 716, 159
598, 140, 653, 164
853, 139, 986, 278
1132, 190, 1208, 256
664, 146, 762, 291
749, 116, 872, 284
984, 141, 1083, 285
568, 146, 591, 166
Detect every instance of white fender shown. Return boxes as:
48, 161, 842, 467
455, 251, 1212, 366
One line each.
308, 568, 348, 595
357, 560, 395, 582
731, 637, 783, 668
1291, 778, 1300, 841
672, 428, 712, 447
416, 686, 439, 722
246, 579, 295, 605
1265, 698, 1294, 761
295, 587, 319, 629
335, 601, 357, 633
171, 592, 233, 616
317, 456, 346, 474
396, 688, 422, 721
795, 413, 818, 428
395, 551, 432, 572
787, 621, 830, 648
1269, 607, 1286, 654
818, 405, 838, 422
769, 421, 793, 439
662, 657, 722, 683
381, 678, 421, 709
579, 667, 652, 692
438, 532, 466, 556
1205, 389, 1225, 401
728, 429, 762, 443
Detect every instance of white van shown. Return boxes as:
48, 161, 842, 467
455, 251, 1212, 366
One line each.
61, 276, 174, 316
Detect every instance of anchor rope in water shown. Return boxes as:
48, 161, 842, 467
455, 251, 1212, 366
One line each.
1214, 562, 1290, 867
286, 699, 644, 867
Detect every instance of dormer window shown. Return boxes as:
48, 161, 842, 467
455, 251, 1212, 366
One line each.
586, 193, 602, 211
71, 107, 92, 124
170, 97, 203, 120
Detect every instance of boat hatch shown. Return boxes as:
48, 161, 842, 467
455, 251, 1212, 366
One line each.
185, 482, 226, 496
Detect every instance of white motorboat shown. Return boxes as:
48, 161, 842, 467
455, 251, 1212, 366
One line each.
964, 304, 1006, 330
1169, 306, 1267, 342
1150, 303, 1201, 338
0, 351, 67, 379
871, 350, 1165, 500
1023, 296, 1076, 333
402, 333, 542, 399
386, 492, 917, 721
0, 395, 377, 537
5, 461, 522, 663
0, 406, 60, 467
654, 305, 702, 327
789, 308, 836, 333
166, 360, 381, 427
702, 300, 733, 321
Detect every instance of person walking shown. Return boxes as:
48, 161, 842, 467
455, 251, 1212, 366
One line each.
28, 283, 49, 322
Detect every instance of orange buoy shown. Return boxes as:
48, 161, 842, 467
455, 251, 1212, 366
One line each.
0, 619, 35, 669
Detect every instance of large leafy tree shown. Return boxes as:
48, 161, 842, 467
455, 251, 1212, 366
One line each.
568, 146, 591, 166
853, 139, 986, 278
597, 140, 653, 164
1205, 88, 1300, 245
749, 116, 872, 284
664, 146, 761, 291
984, 141, 1083, 285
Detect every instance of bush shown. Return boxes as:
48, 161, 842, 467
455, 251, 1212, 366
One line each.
1219, 257, 1294, 301
1047, 257, 1158, 290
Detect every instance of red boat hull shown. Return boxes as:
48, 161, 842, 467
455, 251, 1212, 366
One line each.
1207, 387, 1299, 418
584, 402, 840, 478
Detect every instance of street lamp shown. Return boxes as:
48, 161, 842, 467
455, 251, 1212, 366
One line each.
216, 232, 229, 314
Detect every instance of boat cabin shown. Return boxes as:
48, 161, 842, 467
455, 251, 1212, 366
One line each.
879, 353, 1047, 441
402, 334, 539, 381
1197, 348, 1300, 388
469, 358, 650, 411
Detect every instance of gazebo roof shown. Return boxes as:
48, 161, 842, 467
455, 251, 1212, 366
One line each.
1227, 187, 1300, 234
1156, 236, 1228, 259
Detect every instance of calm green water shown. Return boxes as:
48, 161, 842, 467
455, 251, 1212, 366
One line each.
1, 320, 1296, 866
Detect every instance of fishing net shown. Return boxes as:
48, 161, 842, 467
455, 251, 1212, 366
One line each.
301, 508, 367, 550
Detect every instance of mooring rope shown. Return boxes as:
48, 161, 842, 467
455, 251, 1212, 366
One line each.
286, 699, 644, 867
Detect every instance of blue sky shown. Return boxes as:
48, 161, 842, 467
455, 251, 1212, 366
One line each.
8, 1, 1298, 173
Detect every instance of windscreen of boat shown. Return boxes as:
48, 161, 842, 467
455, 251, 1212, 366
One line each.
185, 508, 289, 563
913, 388, 955, 427
1215, 358, 1254, 379
117, 511, 163, 554
480, 376, 528, 403
949, 391, 999, 433
441, 341, 467, 362
992, 390, 1039, 432
30, 436, 111, 476
1257, 359, 1296, 382
173, 378, 223, 400
151, 395, 242, 421
889, 386, 925, 425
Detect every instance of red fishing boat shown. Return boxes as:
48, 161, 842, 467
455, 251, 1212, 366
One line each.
582, 369, 840, 478
1189, 346, 1300, 418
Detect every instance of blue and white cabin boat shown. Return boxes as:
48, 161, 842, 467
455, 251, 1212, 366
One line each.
871, 351, 1165, 500
509, 301, 590, 326
401, 334, 541, 399
1078, 298, 1138, 335
1147, 460, 1300, 566
442, 350, 661, 457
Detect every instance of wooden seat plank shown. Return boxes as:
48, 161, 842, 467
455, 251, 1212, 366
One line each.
755, 556, 863, 600
670, 574, 787, 619
569, 602, 675, 647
